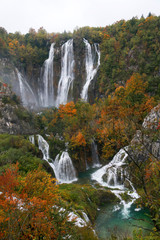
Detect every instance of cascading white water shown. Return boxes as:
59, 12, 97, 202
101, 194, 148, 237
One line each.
16, 69, 38, 107
91, 148, 139, 218
56, 39, 74, 107
30, 135, 77, 184
91, 141, 101, 168
37, 134, 50, 160
39, 43, 55, 107
54, 151, 77, 183
92, 148, 127, 188
81, 39, 100, 101
29, 135, 35, 145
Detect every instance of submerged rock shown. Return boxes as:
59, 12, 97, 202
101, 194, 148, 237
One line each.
97, 188, 119, 205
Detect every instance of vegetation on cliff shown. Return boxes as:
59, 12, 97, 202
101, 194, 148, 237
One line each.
0, 14, 160, 239
1, 14, 160, 99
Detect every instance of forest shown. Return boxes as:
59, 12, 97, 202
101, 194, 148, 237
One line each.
0, 14, 160, 240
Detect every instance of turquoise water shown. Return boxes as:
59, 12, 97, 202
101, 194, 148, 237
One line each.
77, 168, 153, 239
95, 203, 153, 239
77, 167, 99, 184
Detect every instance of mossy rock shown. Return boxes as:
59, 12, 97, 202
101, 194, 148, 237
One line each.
120, 191, 133, 202
97, 188, 119, 205
42, 160, 55, 178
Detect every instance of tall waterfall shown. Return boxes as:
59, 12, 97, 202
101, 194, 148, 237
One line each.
81, 39, 100, 101
30, 135, 77, 184
56, 39, 74, 107
39, 43, 55, 107
16, 69, 38, 107
91, 148, 139, 218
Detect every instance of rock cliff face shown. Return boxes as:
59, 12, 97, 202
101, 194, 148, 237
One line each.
0, 81, 36, 135
0, 38, 100, 109
128, 104, 160, 161
0, 58, 20, 96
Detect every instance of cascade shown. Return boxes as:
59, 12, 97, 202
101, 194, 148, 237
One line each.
39, 43, 55, 107
29, 135, 35, 145
85, 155, 89, 170
54, 151, 77, 183
91, 141, 101, 168
16, 69, 38, 107
81, 39, 100, 101
56, 39, 75, 107
30, 135, 77, 184
37, 134, 50, 160
91, 148, 139, 218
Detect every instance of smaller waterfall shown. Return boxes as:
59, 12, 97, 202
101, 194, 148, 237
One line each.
54, 151, 77, 183
16, 69, 38, 107
81, 39, 100, 101
39, 43, 55, 107
29, 135, 35, 145
91, 148, 139, 218
91, 141, 101, 168
37, 134, 50, 160
56, 39, 74, 107
30, 135, 77, 184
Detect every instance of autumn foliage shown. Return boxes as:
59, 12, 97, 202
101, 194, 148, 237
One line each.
0, 165, 74, 239
59, 101, 77, 118
71, 131, 86, 147
96, 73, 155, 158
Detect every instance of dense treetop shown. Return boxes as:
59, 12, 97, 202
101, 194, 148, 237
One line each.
0, 14, 160, 98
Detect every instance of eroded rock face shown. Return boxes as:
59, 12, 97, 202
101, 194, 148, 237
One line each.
0, 81, 36, 135
102, 166, 126, 186
129, 104, 160, 161
142, 104, 160, 130
0, 58, 20, 96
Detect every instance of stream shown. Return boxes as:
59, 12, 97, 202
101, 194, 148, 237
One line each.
30, 135, 153, 239
95, 203, 152, 239
78, 168, 153, 239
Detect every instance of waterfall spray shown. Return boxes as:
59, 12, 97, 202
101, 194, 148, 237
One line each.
39, 43, 55, 107
30, 135, 77, 184
16, 69, 38, 107
81, 39, 100, 101
56, 39, 74, 107
91, 148, 139, 218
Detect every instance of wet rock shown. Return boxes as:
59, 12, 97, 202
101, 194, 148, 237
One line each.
42, 160, 55, 178
102, 166, 126, 185
0, 81, 36, 135
97, 188, 119, 205
123, 179, 133, 191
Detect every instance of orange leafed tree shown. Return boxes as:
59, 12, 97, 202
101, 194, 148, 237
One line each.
0, 165, 74, 239
71, 131, 86, 147
96, 73, 155, 158
59, 101, 77, 118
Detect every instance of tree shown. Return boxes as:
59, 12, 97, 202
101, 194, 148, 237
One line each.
126, 104, 160, 234
96, 73, 154, 159
0, 165, 75, 239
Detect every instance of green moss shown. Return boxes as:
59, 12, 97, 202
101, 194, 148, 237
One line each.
75, 226, 98, 240
59, 184, 99, 222
14, 107, 33, 121
2, 95, 12, 104
59, 183, 119, 224
120, 192, 133, 202
0, 134, 43, 175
